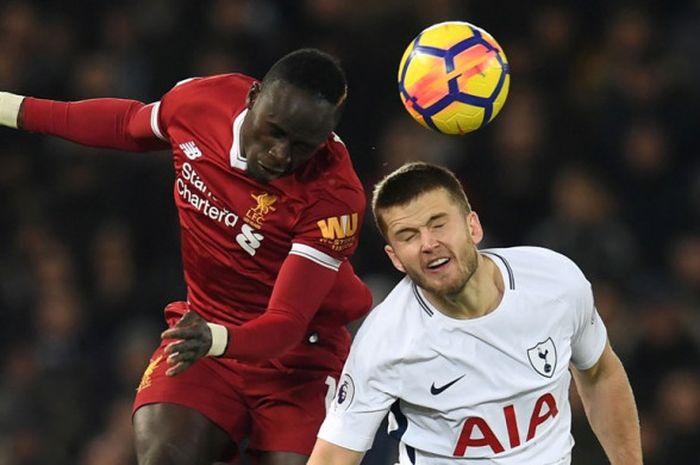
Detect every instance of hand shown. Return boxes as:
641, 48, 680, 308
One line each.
161, 311, 212, 376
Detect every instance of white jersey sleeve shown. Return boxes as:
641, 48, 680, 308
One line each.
317, 305, 401, 451
568, 266, 608, 370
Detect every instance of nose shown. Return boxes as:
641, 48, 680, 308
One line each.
268, 141, 291, 168
419, 231, 439, 252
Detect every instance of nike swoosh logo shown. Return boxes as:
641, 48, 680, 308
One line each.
430, 374, 465, 395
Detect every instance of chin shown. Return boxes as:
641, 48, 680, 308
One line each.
245, 167, 270, 183
424, 277, 467, 297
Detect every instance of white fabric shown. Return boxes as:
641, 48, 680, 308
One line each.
289, 243, 342, 271
318, 246, 608, 465
229, 108, 248, 169
149, 102, 168, 141
206, 322, 228, 357
0, 92, 24, 129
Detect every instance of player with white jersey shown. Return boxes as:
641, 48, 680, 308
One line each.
0, 49, 373, 465
308, 162, 643, 465
321, 247, 603, 465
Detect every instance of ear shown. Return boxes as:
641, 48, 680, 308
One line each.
246, 82, 262, 109
467, 211, 484, 246
384, 244, 406, 273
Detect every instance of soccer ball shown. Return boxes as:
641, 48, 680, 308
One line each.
398, 21, 510, 135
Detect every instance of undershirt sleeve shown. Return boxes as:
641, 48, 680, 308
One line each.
570, 278, 608, 370
21, 97, 170, 152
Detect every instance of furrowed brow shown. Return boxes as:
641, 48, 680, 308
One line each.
426, 212, 448, 224
392, 212, 448, 237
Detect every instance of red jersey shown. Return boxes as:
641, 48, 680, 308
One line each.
21, 73, 371, 366
152, 74, 365, 326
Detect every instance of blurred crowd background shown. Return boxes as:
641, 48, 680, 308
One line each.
0, 0, 698, 464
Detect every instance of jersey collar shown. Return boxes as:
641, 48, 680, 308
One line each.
229, 108, 248, 170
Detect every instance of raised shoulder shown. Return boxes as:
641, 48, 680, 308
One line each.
297, 132, 363, 199
287, 134, 366, 257
167, 73, 255, 96
484, 246, 590, 298
518, 246, 582, 274
159, 73, 254, 120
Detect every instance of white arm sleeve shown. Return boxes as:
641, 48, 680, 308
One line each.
570, 278, 608, 370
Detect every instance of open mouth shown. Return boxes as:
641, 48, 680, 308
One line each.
426, 257, 450, 271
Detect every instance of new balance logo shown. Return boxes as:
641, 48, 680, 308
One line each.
180, 141, 202, 160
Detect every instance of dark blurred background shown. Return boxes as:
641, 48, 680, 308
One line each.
0, 1, 698, 464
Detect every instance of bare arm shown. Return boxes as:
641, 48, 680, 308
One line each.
307, 439, 365, 465
571, 342, 643, 465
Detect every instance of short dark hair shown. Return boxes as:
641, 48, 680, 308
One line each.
263, 48, 348, 108
372, 162, 472, 238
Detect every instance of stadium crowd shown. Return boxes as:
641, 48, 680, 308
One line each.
0, 1, 698, 464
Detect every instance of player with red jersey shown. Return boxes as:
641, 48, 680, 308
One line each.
0, 49, 373, 465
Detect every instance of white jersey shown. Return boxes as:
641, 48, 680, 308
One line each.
318, 247, 607, 465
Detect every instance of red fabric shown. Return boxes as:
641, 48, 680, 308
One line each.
160, 254, 372, 365
158, 75, 367, 337
22, 75, 372, 368
133, 334, 340, 455
322, 259, 374, 326
21, 97, 169, 151
225, 255, 372, 361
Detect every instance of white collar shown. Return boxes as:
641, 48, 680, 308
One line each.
229, 108, 248, 169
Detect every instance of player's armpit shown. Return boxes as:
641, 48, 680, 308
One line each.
21, 97, 169, 151
307, 439, 365, 465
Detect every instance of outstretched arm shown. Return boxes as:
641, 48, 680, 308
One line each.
161, 256, 372, 375
0, 91, 169, 152
571, 342, 643, 465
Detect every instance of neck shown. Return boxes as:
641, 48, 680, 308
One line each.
424, 253, 504, 320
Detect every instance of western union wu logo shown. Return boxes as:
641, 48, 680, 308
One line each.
317, 213, 359, 240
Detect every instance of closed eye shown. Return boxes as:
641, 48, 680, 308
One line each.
396, 231, 417, 242
268, 123, 286, 139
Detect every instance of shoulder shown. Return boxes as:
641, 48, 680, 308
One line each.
484, 246, 589, 296
292, 134, 366, 211
350, 277, 423, 363
161, 73, 255, 114
167, 73, 255, 97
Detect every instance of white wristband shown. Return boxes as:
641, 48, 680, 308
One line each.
0, 92, 25, 129
206, 322, 228, 357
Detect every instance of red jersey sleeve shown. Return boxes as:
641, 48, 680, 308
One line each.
21, 75, 240, 152
219, 139, 370, 361
21, 97, 169, 151
219, 149, 370, 360
223, 255, 372, 361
